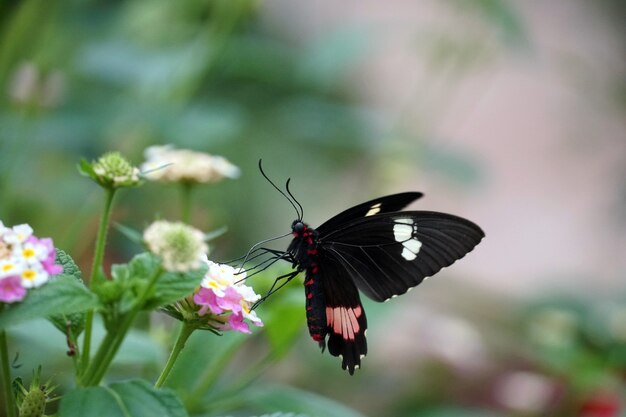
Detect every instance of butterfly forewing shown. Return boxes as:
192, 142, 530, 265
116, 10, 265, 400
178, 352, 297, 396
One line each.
316, 192, 423, 235
319, 211, 484, 302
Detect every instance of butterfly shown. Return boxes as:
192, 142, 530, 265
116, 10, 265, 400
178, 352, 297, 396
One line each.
244, 162, 485, 374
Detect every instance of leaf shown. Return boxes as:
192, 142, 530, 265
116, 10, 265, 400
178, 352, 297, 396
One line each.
55, 248, 84, 281
109, 253, 205, 313
77, 158, 97, 180
49, 249, 86, 337
58, 379, 188, 417
258, 291, 304, 359
245, 385, 366, 417
114, 222, 144, 246
0, 275, 100, 330
146, 268, 205, 310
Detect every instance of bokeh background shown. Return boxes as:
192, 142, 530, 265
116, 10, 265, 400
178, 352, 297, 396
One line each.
1, 0, 625, 416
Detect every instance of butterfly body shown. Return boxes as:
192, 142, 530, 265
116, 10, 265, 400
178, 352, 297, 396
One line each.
287, 221, 327, 344
260, 191, 484, 374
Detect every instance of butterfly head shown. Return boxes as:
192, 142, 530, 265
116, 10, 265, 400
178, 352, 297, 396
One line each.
291, 220, 307, 236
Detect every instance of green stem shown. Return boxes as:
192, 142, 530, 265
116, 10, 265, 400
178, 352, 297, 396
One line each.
0, 330, 17, 417
180, 182, 193, 224
82, 267, 163, 386
154, 322, 195, 388
81, 188, 117, 377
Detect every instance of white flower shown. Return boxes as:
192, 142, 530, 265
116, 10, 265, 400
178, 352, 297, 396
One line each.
144, 220, 208, 272
141, 145, 240, 184
200, 260, 245, 297
0, 259, 23, 279
3, 224, 33, 245
20, 264, 49, 288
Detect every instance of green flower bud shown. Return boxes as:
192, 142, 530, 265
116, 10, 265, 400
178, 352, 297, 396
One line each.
79, 151, 141, 189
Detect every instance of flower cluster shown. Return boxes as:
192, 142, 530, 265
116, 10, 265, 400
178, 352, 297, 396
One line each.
91, 152, 141, 188
141, 145, 240, 184
193, 260, 263, 334
0, 222, 62, 303
144, 220, 208, 272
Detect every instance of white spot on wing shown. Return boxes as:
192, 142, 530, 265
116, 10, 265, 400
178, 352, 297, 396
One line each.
393, 223, 413, 242
365, 203, 382, 217
403, 238, 422, 255
401, 247, 417, 260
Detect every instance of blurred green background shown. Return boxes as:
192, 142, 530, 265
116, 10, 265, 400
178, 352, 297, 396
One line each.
1, 0, 625, 416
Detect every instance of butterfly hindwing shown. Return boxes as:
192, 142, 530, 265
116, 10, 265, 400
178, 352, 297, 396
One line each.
318, 254, 368, 375
319, 211, 484, 302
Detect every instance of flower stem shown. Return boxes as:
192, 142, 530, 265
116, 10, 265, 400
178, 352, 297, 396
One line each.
82, 266, 163, 386
180, 182, 193, 224
0, 330, 17, 417
81, 188, 117, 377
154, 322, 195, 388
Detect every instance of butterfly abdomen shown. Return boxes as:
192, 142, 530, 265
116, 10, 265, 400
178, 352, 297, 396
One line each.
287, 223, 328, 347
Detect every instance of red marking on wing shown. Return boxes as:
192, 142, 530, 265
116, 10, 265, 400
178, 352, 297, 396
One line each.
325, 306, 362, 341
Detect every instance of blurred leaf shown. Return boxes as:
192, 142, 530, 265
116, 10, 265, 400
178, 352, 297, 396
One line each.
244, 385, 366, 417
115, 222, 144, 246
260, 291, 305, 359
0, 275, 100, 329
166, 329, 247, 393
58, 379, 188, 417
412, 407, 504, 417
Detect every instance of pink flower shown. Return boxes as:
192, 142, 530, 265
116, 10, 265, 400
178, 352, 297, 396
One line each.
39, 238, 62, 275
191, 260, 263, 334
0, 276, 27, 303
194, 287, 223, 315
228, 313, 251, 334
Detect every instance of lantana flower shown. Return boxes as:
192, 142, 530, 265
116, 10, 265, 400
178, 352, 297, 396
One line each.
143, 220, 208, 272
193, 259, 263, 334
141, 145, 240, 184
0, 221, 62, 303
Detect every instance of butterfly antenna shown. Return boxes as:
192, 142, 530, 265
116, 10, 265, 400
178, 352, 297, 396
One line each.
258, 159, 301, 220
285, 178, 304, 220
236, 231, 292, 272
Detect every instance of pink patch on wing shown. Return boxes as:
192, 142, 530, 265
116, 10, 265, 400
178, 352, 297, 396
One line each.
326, 306, 361, 340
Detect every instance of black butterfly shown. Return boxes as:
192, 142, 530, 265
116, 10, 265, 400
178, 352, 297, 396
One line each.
244, 163, 484, 374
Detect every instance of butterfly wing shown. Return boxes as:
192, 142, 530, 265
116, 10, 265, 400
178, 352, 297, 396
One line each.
316, 192, 423, 235
319, 211, 484, 302
317, 253, 368, 375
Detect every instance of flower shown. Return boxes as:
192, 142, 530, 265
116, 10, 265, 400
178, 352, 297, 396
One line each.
79, 152, 141, 189
144, 220, 208, 272
192, 259, 263, 334
141, 145, 240, 184
91, 152, 141, 188
0, 222, 62, 303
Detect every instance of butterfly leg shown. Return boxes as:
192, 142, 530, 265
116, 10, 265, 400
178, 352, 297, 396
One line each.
252, 270, 300, 309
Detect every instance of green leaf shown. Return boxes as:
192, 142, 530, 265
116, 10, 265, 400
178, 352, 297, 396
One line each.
77, 158, 97, 180
0, 275, 100, 330
146, 268, 205, 310
114, 222, 144, 246
108, 253, 205, 312
49, 249, 86, 337
59, 379, 188, 417
245, 385, 366, 417
55, 248, 84, 281
259, 291, 305, 359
